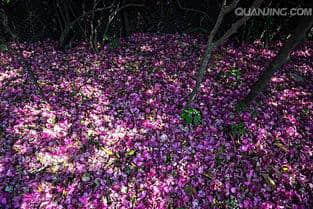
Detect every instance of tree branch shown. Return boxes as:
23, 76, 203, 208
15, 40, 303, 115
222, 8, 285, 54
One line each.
103, 3, 144, 36
214, 0, 265, 46
207, 0, 227, 44
59, 3, 143, 48
186, 0, 265, 107
59, 4, 114, 48
223, 0, 240, 14
176, 0, 214, 24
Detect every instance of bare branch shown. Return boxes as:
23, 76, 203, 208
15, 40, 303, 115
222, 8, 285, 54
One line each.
207, 0, 226, 43
250, 0, 265, 8
118, 3, 144, 12
59, 4, 114, 48
103, 3, 144, 35
59, 2, 144, 48
176, 0, 214, 24
214, 0, 265, 47
223, 0, 240, 14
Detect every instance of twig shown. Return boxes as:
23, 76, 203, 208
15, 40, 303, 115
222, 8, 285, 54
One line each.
59, 3, 143, 48
176, 0, 214, 24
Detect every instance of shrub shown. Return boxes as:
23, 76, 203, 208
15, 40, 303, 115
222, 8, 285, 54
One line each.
181, 108, 202, 125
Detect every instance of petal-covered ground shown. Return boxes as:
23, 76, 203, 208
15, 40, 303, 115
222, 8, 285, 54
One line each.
0, 33, 312, 209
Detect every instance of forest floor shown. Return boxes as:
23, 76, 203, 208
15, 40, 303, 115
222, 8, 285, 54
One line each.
0, 33, 312, 208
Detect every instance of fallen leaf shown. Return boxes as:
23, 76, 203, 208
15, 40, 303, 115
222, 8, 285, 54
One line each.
273, 141, 289, 152
126, 149, 136, 157
281, 165, 289, 173
261, 173, 276, 188
101, 147, 114, 156
184, 184, 196, 196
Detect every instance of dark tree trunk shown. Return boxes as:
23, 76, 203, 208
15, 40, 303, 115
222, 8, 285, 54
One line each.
237, 15, 313, 110
186, 0, 265, 107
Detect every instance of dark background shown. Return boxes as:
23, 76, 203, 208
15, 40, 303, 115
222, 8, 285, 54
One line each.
0, 0, 312, 48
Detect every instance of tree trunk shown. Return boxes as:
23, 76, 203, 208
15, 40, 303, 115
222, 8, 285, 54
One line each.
186, 0, 264, 107
187, 44, 214, 106
237, 16, 313, 110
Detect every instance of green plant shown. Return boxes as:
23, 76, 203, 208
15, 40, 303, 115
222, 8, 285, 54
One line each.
0, 43, 7, 52
0, 39, 8, 52
226, 196, 239, 209
229, 68, 241, 80
235, 101, 248, 112
300, 108, 310, 118
190, 43, 200, 52
103, 34, 120, 50
216, 67, 241, 81
250, 108, 259, 118
215, 155, 223, 166
229, 122, 246, 138
2, 0, 12, 5
102, 34, 110, 42
181, 108, 202, 125
108, 38, 120, 50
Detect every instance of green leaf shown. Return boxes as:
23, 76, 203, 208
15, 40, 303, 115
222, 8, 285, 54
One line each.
184, 184, 196, 196
82, 173, 91, 182
181, 108, 202, 125
109, 38, 120, 50
226, 196, 239, 209
215, 155, 223, 166
0, 43, 8, 52
165, 154, 171, 163
229, 122, 246, 138
193, 110, 201, 125
103, 34, 110, 41
126, 149, 136, 157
